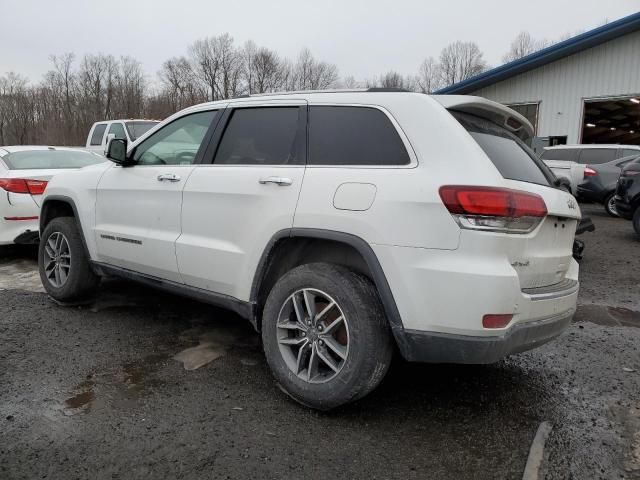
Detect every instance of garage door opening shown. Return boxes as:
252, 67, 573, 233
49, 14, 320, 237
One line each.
582, 97, 640, 145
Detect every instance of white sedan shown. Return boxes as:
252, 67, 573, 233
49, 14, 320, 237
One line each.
0, 146, 104, 245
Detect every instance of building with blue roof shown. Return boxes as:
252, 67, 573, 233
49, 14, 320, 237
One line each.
436, 12, 640, 151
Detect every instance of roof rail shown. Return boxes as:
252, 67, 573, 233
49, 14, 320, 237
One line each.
366, 87, 411, 93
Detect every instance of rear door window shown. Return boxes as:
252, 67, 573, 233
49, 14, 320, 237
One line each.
453, 112, 551, 186
213, 107, 302, 165
540, 148, 576, 161
107, 122, 127, 140
308, 106, 410, 166
578, 149, 616, 165
90, 124, 107, 146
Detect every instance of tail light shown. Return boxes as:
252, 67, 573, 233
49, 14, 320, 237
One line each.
0, 178, 48, 195
622, 170, 640, 177
583, 167, 597, 178
439, 186, 547, 234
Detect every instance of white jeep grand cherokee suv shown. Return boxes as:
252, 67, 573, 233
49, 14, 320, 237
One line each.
38, 90, 580, 410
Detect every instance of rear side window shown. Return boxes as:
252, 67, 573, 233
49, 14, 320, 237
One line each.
308, 106, 410, 166
454, 112, 551, 186
540, 148, 576, 161
214, 107, 301, 165
621, 148, 640, 158
107, 122, 127, 140
90, 124, 107, 146
578, 149, 616, 165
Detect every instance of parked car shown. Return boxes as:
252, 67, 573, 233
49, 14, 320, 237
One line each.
0, 146, 104, 245
540, 144, 640, 196
578, 154, 640, 216
614, 157, 640, 235
38, 91, 581, 410
85, 119, 159, 154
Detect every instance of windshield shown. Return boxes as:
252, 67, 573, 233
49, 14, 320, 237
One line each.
125, 121, 158, 141
453, 112, 553, 187
2, 150, 104, 170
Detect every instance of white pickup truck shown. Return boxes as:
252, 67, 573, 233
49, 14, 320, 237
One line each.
85, 119, 159, 154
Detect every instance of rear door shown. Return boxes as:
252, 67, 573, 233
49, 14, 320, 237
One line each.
177, 100, 307, 300
94, 109, 220, 282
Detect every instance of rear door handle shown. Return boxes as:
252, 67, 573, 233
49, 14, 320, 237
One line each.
259, 176, 292, 186
157, 174, 181, 182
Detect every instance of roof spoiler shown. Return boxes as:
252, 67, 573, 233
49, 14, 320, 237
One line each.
432, 95, 534, 143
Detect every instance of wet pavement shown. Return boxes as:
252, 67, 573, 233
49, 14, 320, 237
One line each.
1, 204, 639, 480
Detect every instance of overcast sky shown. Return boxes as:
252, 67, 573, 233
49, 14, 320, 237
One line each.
1, 0, 639, 84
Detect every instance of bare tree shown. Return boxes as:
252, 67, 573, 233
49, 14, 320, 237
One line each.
416, 57, 441, 93
189, 34, 244, 100
244, 41, 286, 94
502, 31, 549, 63
438, 41, 488, 86
291, 48, 338, 90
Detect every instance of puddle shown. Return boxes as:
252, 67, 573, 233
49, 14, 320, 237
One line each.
608, 307, 640, 328
173, 325, 259, 371
575, 305, 640, 328
0, 259, 43, 292
63, 354, 168, 415
64, 378, 96, 413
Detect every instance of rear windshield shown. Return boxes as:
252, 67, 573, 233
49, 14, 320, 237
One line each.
1, 150, 104, 170
453, 112, 552, 186
126, 121, 158, 141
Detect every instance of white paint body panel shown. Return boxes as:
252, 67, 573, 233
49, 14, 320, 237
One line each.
42, 91, 580, 343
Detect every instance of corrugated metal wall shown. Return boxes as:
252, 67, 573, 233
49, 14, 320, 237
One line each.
471, 30, 640, 143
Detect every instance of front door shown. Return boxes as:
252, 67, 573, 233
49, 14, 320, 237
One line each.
94, 109, 219, 282
177, 101, 307, 300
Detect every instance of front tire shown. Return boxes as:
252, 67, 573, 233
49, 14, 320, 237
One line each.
39, 217, 100, 301
604, 192, 619, 217
261, 263, 393, 410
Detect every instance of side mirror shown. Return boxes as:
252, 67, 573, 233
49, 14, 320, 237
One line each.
104, 133, 116, 155
106, 138, 130, 165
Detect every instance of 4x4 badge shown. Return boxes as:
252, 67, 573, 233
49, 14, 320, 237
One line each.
567, 199, 577, 209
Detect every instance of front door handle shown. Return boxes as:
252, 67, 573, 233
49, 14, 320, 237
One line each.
157, 174, 181, 182
259, 176, 293, 186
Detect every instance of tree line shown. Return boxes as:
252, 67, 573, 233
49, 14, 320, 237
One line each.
0, 31, 549, 146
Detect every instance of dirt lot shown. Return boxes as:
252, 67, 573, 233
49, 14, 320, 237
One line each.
1, 204, 639, 480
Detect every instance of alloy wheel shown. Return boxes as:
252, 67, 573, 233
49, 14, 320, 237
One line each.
43, 232, 71, 288
276, 288, 350, 384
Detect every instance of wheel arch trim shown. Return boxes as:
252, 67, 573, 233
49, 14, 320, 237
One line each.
250, 228, 410, 353
40, 195, 94, 267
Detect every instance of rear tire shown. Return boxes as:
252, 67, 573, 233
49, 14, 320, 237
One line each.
604, 192, 619, 217
633, 208, 640, 237
261, 263, 393, 410
39, 217, 99, 301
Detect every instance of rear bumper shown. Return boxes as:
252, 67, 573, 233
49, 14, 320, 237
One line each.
400, 308, 574, 364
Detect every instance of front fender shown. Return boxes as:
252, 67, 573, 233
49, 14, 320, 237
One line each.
40, 162, 111, 260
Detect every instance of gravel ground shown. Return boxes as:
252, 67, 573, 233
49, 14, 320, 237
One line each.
1, 204, 639, 480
